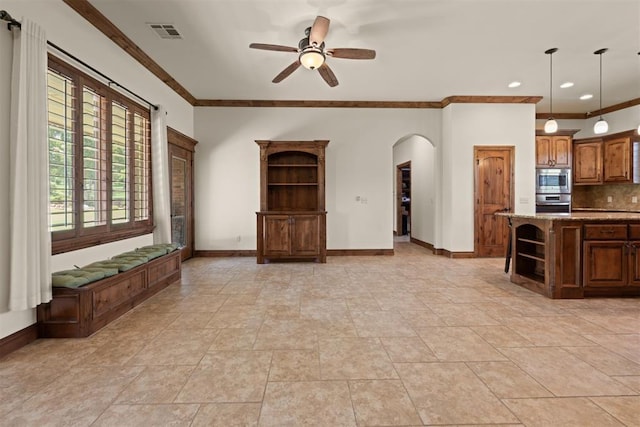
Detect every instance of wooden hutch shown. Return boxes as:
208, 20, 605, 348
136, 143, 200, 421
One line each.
256, 140, 329, 263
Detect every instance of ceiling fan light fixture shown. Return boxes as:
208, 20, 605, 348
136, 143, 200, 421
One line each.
299, 49, 325, 70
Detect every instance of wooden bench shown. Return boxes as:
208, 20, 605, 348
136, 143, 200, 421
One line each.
37, 250, 181, 338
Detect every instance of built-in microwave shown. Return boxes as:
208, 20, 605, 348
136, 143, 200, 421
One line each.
536, 168, 571, 194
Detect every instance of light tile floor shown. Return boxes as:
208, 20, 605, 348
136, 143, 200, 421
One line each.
1, 241, 639, 426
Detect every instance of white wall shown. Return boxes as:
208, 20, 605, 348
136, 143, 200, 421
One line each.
441, 103, 536, 252
535, 104, 640, 138
0, 1, 195, 339
194, 107, 441, 251
392, 135, 437, 245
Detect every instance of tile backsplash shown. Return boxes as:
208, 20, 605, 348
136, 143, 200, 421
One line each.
572, 184, 640, 211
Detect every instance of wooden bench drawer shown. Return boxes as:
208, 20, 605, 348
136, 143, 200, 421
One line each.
93, 271, 146, 317
630, 224, 640, 240
583, 224, 628, 240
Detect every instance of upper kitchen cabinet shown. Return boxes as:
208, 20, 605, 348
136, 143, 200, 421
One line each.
574, 130, 640, 185
603, 133, 640, 183
535, 133, 573, 168
573, 138, 603, 185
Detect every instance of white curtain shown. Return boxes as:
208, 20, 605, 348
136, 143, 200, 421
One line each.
8, 19, 51, 311
151, 105, 172, 244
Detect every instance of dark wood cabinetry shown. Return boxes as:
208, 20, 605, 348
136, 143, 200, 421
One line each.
574, 130, 640, 185
583, 223, 640, 292
256, 140, 328, 263
536, 135, 572, 168
506, 214, 640, 298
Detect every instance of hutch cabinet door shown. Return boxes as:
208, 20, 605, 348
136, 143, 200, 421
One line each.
291, 215, 320, 256
263, 215, 292, 256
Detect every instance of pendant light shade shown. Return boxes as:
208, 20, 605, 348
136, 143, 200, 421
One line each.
544, 118, 558, 133
544, 48, 558, 134
593, 48, 608, 135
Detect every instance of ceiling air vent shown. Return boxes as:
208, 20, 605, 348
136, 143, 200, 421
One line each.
147, 23, 182, 39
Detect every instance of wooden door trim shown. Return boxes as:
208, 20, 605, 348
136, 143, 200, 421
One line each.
473, 146, 515, 257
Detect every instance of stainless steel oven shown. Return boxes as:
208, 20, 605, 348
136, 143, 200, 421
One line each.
536, 194, 571, 213
536, 168, 571, 194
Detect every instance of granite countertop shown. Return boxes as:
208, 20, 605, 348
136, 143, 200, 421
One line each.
497, 211, 640, 220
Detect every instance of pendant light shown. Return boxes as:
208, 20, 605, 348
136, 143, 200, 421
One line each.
544, 48, 559, 133
593, 48, 609, 135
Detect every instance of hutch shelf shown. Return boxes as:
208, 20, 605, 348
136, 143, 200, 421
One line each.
256, 140, 329, 263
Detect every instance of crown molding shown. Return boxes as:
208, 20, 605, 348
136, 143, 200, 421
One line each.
440, 95, 542, 107
194, 100, 442, 108
585, 97, 640, 118
535, 112, 587, 120
62, 0, 197, 105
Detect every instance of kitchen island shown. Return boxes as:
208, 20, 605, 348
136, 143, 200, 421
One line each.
499, 212, 640, 298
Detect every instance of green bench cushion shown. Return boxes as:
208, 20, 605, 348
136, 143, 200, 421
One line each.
85, 260, 141, 272
52, 274, 91, 288
140, 243, 180, 254
112, 252, 150, 262
81, 266, 119, 277
53, 269, 105, 283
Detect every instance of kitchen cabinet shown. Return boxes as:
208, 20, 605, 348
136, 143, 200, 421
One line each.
573, 130, 640, 185
256, 140, 328, 263
603, 135, 640, 183
583, 223, 640, 289
536, 135, 572, 168
503, 213, 640, 298
573, 138, 603, 185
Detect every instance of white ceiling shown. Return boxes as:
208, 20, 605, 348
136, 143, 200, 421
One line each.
88, 0, 640, 114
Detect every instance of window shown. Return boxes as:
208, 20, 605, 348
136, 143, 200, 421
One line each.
47, 56, 153, 254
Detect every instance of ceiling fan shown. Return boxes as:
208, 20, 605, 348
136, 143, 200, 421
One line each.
249, 16, 376, 87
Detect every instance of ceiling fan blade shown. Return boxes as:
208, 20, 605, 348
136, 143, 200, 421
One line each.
328, 48, 376, 60
317, 63, 339, 87
250, 43, 298, 53
272, 60, 301, 83
309, 16, 330, 46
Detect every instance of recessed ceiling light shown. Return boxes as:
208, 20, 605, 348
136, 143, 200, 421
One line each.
560, 82, 574, 88
580, 94, 593, 100
508, 81, 521, 88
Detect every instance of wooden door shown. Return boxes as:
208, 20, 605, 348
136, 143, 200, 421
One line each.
291, 214, 320, 256
603, 137, 630, 182
535, 136, 552, 167
168, 128, 197, 261
552, 136, 572, 168
474, 146, 514, 257
583, 241, 627, 287
264, 215, 291, 256
573, 141, 602, 184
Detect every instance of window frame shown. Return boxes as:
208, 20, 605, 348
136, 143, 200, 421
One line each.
48, 55, 154, 255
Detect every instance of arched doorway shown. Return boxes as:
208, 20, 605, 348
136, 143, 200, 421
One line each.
392, 134, 438, 249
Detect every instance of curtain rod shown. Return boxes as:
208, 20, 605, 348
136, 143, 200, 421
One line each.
1, 10, 159, 111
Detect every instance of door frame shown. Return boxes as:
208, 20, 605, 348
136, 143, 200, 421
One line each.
396, 161, 411, 236
473, 146, 515, 257
167, 127, 197, 261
